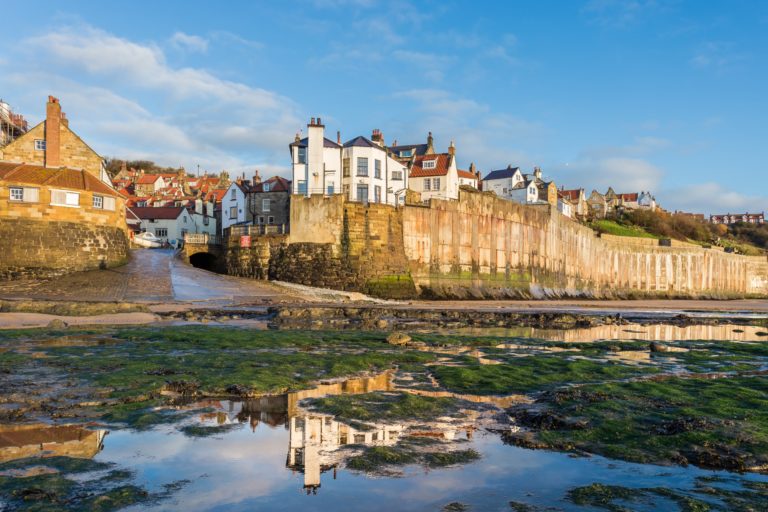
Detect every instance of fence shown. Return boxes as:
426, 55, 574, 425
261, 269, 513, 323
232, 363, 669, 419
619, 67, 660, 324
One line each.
225, 224, 289, 237
184, 233, 222, 245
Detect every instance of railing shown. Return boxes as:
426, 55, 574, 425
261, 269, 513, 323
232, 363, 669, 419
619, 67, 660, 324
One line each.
225, 224, 289, 237
184, 233, 222, 245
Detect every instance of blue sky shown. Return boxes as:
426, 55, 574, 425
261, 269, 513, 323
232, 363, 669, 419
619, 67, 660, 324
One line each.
1, 0, 766, 213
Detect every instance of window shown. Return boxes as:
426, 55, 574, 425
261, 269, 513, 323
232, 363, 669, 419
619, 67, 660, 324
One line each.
230, 188, 237, 200
357, 185, 369, 203
433, 178, 440, 190
50, 190, 80, 207
374, 159, 381, 179
357, 157, 368, 176
327, 184, 335, 195
399, 149, 413, 158
23, 188, 39, 202
203, 217, 209, 225
263, 183, 270, 192
374, 186, 381, 203
230, 206, 238, 219
268, 216, 274, 224
155, 228, 168, 237
34, 139, 46, 151
258, 216, 264, 224
342, 158, 350, 177
297, 180, 307, 194
391, 170, 403, 181
93, 196, 104, 209
297, 146, 307, 164
423, 160, 436, 169
262, 198, 270, 211
423, 179, 431, 191
183, 215, 187, 223
9, 188, 23, 201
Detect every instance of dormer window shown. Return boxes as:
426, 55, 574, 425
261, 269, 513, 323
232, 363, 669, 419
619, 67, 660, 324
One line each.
399, 149, 413, 158
263, 183, 270, 192
422, 160, 436, 170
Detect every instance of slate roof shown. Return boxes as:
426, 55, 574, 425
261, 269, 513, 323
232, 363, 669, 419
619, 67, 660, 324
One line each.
290, 136, 342, 149
129, 206, 185, 220
483, 166, 521, 181
390, 143, 429, 157
409, 154, 451, 178
0, 162, 120, 197
343, 135, 384, 149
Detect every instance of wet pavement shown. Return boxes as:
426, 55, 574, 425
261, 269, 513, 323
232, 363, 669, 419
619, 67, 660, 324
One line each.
0, 249, 287, 305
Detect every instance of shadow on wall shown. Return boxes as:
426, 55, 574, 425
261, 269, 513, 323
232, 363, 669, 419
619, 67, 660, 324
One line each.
189, 252, 219, 272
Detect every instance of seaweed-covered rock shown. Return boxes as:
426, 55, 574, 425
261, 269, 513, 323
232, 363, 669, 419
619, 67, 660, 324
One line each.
386, 332, 411, 346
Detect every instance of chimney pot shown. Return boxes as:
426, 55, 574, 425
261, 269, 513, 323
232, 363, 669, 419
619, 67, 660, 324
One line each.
337, 131, 341, 144
317, 117, 322, 125
310, 117, 315, 125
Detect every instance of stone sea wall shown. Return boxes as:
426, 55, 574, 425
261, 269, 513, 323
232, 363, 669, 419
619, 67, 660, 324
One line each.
279, 189, 768, 299
0, 217, 129, 280
403, 190, 768, 299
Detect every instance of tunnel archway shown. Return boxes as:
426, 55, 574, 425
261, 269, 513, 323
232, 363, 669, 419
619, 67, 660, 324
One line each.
189, 252, 219, 272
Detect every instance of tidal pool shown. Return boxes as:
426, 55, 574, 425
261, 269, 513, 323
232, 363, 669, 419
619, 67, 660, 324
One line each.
1, 324, 767, 510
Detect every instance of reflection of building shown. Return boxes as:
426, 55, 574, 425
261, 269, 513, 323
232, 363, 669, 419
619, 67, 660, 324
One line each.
287, 414, 403, 493
0, 424, 107, 463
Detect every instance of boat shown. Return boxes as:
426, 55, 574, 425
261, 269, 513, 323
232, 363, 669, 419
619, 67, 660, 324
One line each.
133, 232, 163, 248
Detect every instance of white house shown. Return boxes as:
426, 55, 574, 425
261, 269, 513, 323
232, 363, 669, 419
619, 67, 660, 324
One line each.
457, 163, 480, 189
482, 165, 539, 204
408, 141, 464, 201
221, 181, 249, 230
132, 206, 193, 243
191, 198, 217, 236
290, 118, 408, 205
482, 165, 524, 197
557, 192, 573, 218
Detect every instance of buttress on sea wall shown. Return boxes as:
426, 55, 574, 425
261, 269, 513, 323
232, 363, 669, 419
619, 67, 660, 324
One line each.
282, 188, 768, 299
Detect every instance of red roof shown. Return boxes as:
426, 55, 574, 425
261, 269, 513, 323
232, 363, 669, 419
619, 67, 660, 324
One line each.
457, 169, 477, 181
129, 206, 186, 220
618, 193, 639, 202
136, 174, 163, 185
206, 189, 227, 202
559, 189, 583, 201
0, 162, 120, 197
251, 176, 291, 193
409, 154, 452, 178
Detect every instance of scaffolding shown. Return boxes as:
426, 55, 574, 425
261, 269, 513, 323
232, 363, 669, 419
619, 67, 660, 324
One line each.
0, 99, 28, 148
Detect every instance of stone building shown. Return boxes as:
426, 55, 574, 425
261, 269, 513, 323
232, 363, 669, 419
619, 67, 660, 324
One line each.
248, 175, 291, 232
0, 162, 128, 279
0, 97, 128, 279
0, 96, 111, 184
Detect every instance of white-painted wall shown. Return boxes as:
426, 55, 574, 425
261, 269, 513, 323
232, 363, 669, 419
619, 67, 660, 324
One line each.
140, 210, 191, 243
221, 183, 247, 230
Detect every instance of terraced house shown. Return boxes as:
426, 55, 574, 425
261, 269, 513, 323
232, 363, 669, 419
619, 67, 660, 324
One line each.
0, 96, 128, 279
290, 118, 409, 206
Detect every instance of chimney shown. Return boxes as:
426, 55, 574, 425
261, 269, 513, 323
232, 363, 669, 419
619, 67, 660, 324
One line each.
448, 140, 455, 157
310, 117, 315, 125
371, 129, 384, 146
253, 169, 262, 184
60, 112, 68, 128
336, 130, 341, 144
426, 131, 434, 154
45, 96, 61, 168
534, 166, 542, 180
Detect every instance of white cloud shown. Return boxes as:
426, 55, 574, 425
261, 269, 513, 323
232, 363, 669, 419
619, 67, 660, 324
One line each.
659, 182, 768, 215
582, 0, 664, 28
392, 89, 544, 171
11, 24, 302, 175
170, 31, 209, 53
690, 41, 745, 71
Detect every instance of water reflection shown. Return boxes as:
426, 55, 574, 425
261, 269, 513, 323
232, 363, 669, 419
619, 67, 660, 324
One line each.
438, 323, 768, 342
184, 373, 481, 494
0, 423, 107, 463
